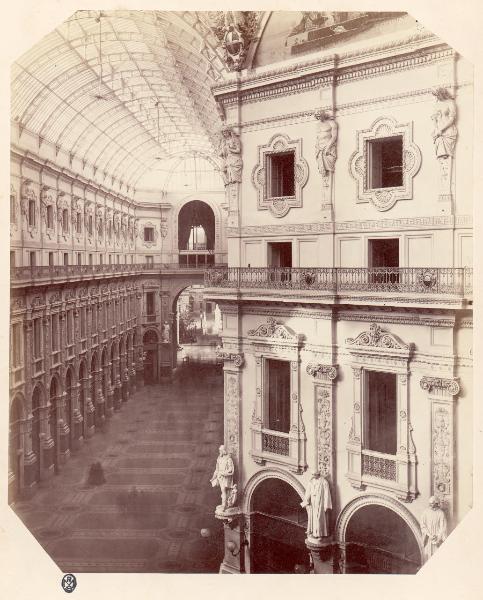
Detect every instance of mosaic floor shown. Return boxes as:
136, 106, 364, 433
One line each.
12, 366, 225, 573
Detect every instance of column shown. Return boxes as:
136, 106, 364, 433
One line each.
104, 361, 114, 417
71, 381, 84, 448
40, 403, 55, 479
112, 354, 122, 410
84, 372, 95, 437
57, 390, 71, 465
94, 368, 106, 427
121, 350, 129, 402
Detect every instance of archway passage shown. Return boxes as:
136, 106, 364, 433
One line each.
178, 200, 215, 267
250, 478, 309, 573
345, 504, 421, 573
143, 330, 159, 385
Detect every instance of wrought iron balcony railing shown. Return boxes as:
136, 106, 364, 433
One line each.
204, 267, 473, 298
11, 262, 227, 285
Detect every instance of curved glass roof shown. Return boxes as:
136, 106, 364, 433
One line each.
11, 10, 229, 192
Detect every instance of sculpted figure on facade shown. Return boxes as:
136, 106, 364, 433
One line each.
162, 321, 170, 343
314, 109, 338, 183
420, 496, 447, 561
431, 87, 457, 159
217, 126, 243, 185
210, 444, 235, 511
301, 471, 332, 539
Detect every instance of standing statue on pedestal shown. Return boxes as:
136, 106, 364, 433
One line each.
420, 496, 447, 562
162, 321, 170, 343
301, 471, 332, 539
314, 109, 338, 185
431, 87, 457, 159
210, 444, 235, 511
217, 127, 243, 185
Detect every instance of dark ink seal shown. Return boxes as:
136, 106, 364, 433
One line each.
61, 574, 77, 593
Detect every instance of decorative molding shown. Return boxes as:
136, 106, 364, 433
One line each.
248, 317, 301, 342
349, 116, 422, 211
140, 222, 158, 248
217, 350, 244, 368
252, 133, 309, 218
306, 363, 338, 380
225, 373, 240, 460
420, 376, 460, 396
346, 323, 409, 351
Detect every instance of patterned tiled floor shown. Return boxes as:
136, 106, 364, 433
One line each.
12, 366, 225, 573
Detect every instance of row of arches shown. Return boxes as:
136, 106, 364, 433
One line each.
243, 471, 423, 574
9, 330, 140, 502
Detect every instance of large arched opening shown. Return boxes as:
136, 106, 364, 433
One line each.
178, 200, 215, 267
249, 476, 309, 573
173, 284, 222, 369
336, 496, 423, 574
143, 329, 159, 385
9, 393, 24, 501
31, 385, 43, 483
49, 376, 60, 474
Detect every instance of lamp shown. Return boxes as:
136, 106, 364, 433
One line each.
226, 539, 248, 557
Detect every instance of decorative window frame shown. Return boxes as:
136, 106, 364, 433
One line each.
252, 133, 309, 218
71, 196, 83, 241
248, 317, 306, 474
345, 323, 417, 502
21, 179, 39, 238
349, 116, 421, 212
140, 222, 159, 248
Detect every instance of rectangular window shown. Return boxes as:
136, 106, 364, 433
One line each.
365, 371, 397, 455
146, 291, 155, 315
77, 253, 82, 265
99, 255, 103, 265
267, 152, 295, 198
46, 205, 54, 229
51, 313, 59, 352
63, 253, 69, 266
29, 251, 36, 267
268, 242, 292, 268
10, 251, 15, 269
33, 318, 42, 358
145, 255, 154, 265
144, 227, 154, 242
367, 136, 403, 189
266, 359, 291, 433
28, 200, 36, 227
88, 253, 93, 265
80, 307, 86, 339
10, 195, 16, 224
11, 323, 22, 367
48, 252, 54, 266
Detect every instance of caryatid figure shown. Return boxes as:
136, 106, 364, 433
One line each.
210, 444, 235, 511
420, 496, 447, 562
314, 109, 338, 184
218, 126, 243, 185
301, 471, 332, 539
431, 87, 457, 159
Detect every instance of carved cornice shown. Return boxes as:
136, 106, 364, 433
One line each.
216, 350, 244, 368
420, 376, 460, 396
306, 363, 338, 380
347, 323, 409, 351
248, 317, 302, 343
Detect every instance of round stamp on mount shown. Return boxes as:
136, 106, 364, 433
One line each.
61, 574, 77, 593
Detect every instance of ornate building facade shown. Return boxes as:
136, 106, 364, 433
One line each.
204, 11, 473, 574
9, 10, 473, 575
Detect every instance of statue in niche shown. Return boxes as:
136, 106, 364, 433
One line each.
210, 444, 235, 511
314, 109, 338, 184
420, 496, 447, 561
301, 471, 332, 539
217, 126, 243, 185
431, 87, 457, 159
162, 321, 170, 343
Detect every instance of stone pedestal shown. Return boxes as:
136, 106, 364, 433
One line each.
306, 536, 334, 574
216, 509, 246, 574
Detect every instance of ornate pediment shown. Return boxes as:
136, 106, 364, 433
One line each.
248, 317, 301, 342
346, 322, 409, 350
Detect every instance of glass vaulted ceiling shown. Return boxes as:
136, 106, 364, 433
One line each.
11, 10, 229, 192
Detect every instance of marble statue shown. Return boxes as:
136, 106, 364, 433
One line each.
218, 127, 243, 185
301, 471, 332, 539
431, 88, 457, 159
210, 444, 235, 511
420, 496, 447, 561
162, 321, 170, 343
314, 109, 338, 182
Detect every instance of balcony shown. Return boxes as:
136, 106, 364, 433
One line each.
11, 262, 227, 288
204, 267, 472, 309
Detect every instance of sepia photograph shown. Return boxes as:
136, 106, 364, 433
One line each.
2, 1, 481, 597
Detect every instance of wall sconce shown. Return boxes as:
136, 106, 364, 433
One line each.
226, 539, 248, 557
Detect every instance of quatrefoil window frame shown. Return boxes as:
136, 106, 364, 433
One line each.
349, 116, 421, 212
252, 133, 309, 218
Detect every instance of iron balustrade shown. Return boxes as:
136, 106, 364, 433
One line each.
11, 262, 227, 284
204, 267, 473, 297
262, 431, 290, 456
